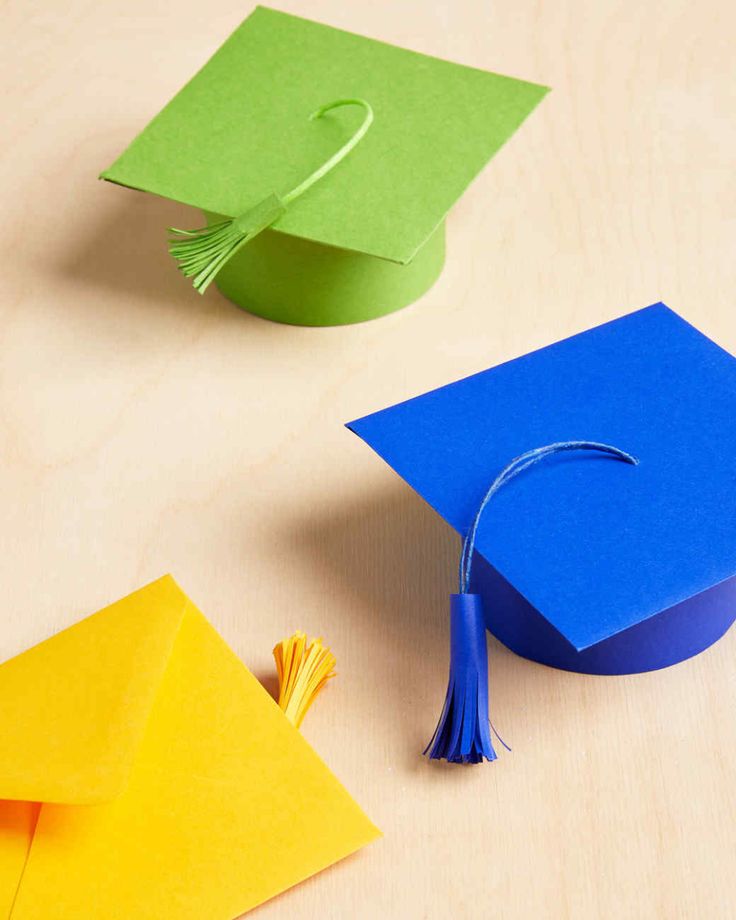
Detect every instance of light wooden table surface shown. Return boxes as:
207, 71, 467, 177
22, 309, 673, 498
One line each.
1, 1, 735, 918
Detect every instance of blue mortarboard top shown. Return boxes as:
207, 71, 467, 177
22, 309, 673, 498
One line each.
347, 303, 736, 676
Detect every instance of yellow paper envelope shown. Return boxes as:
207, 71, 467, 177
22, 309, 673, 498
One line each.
0, 576, 379, 919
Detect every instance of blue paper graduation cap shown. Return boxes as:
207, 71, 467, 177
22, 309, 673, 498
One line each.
347, 303, 736, 763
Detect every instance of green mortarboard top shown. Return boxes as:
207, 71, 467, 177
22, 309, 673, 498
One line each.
101, 6, 549, 325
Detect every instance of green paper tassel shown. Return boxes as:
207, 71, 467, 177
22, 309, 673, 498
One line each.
166, 98, 374, 296
168, 194, 286, 295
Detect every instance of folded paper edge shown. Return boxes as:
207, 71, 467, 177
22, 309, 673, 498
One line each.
0, 575, 189, 806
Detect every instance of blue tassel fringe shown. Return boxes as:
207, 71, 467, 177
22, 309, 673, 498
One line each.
424, 593, 497, 764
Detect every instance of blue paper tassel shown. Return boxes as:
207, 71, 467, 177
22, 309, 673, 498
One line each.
424, 593, 496, 764
425, 441, 638, 765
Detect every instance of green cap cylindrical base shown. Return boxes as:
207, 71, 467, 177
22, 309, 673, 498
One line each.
204, 213, 445, 327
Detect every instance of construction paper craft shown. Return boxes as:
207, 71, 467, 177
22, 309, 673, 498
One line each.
347, 303, 736, 676
424, 442, 638, 765
101, 5, 549, 325
274, 631, 336, 728
0, 576, 379, 920
168, 99, 374, 295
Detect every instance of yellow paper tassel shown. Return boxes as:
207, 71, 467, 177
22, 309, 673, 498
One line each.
273, 632, 336, 729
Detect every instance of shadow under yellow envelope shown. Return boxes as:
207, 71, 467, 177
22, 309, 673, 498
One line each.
0, 576, 379, 919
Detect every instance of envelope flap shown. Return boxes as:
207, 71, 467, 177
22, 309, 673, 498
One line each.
0, 577, 187, 805
8, 592, 380, 920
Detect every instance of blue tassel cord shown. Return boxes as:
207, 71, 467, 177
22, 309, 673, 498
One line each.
168, 98, 374, 294
425, 440, 638, 765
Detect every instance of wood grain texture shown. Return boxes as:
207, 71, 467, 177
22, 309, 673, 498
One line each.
0, 1, 734, 917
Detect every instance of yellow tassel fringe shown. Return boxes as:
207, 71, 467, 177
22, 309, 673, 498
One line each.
273, 632, 336, 729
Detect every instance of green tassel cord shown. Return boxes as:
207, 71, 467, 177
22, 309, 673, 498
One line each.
167, 98, 374, 295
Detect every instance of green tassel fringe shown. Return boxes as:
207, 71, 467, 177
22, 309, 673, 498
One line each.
168, 193, 286, 295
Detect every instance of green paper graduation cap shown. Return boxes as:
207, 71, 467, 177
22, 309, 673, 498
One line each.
101, 6, 549, 325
